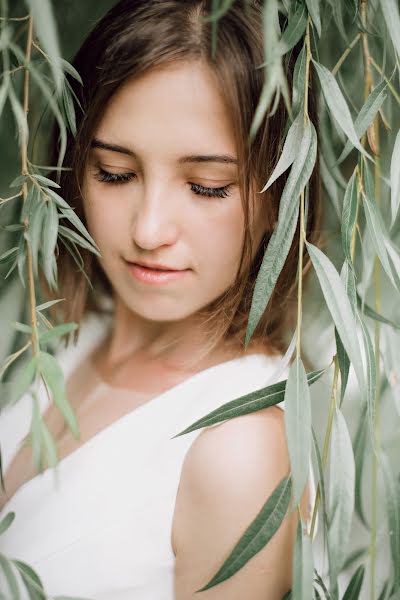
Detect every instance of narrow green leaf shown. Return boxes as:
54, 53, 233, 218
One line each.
342, 564, 365, 600
335, 328, 350, 405
28, 198, 46, 279
24, 0, 63, 94
41, 200, 59, 291
196, 476, 292, 592
46, 188, 100, 251
60, 57, 83, 86
284, 357, 312, 508
260, 112, 304, 192
0, 246, 19, 264
0, 511, 15, 535
31, 173, 60, 189
41, 421, 59, 469
61, 82, 77, 136
172, 367, 326, 438
380, 451, 400, 590
305, 242, 365, 393
278, 4, 307, 55
13, 559, 46, 600
292, 44, 307, 117
293, 520, 314, 600
7, 356, 37, 405
37, 351, 79, 437
312, 60, 370, 159
341, 171, 358, 268
362, 191, 399, 291
246, 120, 317, 345
357, 292, 400, 329
10, 321, 32, 334
39, 322, 78, 344
201, 0, 234, 22
328, 405, 355, 580
36, 298, 65, 312
390, 129, 400, 228
337, 80, 388, 165
7, 83, 28, 146
311, 428, 328, 539
0, 555, 21, 600
58, 224, 101, 258
305, 0, 321, 37
380, 0, 400, 60
356, 312, 377, 455
353, 406, 369, 529
9, 175, 27, 188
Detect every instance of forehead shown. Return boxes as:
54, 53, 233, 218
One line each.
94, 60, 236, 160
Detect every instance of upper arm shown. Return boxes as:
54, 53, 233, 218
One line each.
173, 406, 311, 600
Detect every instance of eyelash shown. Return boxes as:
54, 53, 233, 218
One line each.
93, 168, 232, 198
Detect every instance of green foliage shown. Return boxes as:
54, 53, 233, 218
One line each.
0, 0, 399, 599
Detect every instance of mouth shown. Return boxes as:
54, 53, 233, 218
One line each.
124, 260, 190, 285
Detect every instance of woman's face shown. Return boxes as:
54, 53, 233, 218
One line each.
83, 60, 265, 322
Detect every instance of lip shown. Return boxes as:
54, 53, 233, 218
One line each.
125, 260, 190, 285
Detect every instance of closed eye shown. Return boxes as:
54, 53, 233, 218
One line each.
93, 168, 233, 199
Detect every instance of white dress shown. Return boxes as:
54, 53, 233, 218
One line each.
0, 311, 317, 599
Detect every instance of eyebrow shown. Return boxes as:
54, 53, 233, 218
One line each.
90, 138, 238, 165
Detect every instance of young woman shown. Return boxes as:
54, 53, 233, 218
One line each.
0, 1, 321, 598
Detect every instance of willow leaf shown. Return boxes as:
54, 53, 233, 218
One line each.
28, 198, 46, 279
39, 322, 78, 344
305, 0, 321, 37
278, 3, 307, 55
24, 0, 63, 94
196, 476, 292, 592
390, 129, 400, 228
357, 292, 400, 329
292, 44, 307, 117
341, 170, 358, 268
353, 406, 369, 529
328, 404, 355, 582
335, 328, 349, 405
60, 57, 83, 86
380, 0, 400, 60
284, 356, 312, 509
337, 80, 388, 165
38, 351, 79, 437
0, 511, 15, 535
342, 564, 365, 600
46, 188, 100, 251
312, 60, 370, 159
305, 242, 365, 393
41, 200, 59, 291
41, 421, 59, 469
246, 120, 317, 345
13, 558, 46, 600
0, 555, 21, 600
260, 111, 304, 192
362, 191, 399, 292
356, 312, 377, 455
58, 224, 101, 258
172, 367, 325, 438
380, 451, 400, 590
8, 356, 37, 405
293, 519, 314, 600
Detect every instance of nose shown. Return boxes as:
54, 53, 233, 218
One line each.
130, 180, 179, 251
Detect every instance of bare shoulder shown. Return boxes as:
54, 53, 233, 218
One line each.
173, 406, 310, 600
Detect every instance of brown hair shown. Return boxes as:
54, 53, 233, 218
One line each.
43, 0, 322, 364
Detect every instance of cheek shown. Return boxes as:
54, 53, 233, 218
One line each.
195, 200, 245, 273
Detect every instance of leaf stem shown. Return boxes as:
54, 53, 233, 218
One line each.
331, 32, 362, 76
20, 15, 40, 358
369, 56, 400, 106
296, 17, 312, 359
309, 356, 339, 539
